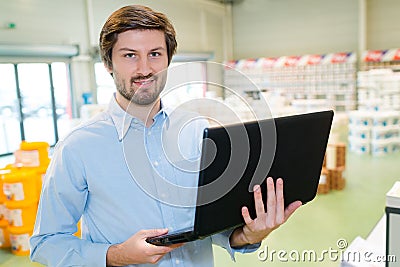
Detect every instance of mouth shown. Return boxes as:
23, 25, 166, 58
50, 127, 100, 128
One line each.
133, 78, 155, 87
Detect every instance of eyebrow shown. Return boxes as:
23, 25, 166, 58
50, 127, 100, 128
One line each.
117, 47, 166, 52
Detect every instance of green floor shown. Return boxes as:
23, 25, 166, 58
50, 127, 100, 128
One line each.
215, 151, 400, 266
1, 151, 399, 266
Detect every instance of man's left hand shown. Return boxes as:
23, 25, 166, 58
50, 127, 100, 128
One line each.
230, 177, 302, 247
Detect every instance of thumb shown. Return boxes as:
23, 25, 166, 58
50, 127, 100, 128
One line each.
142, 228, 169, 238
284, 201, 302, 220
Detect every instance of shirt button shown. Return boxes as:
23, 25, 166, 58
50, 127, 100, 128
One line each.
147, 131, 152, 136
153, 161, 159, 167
175, 259, 180, 264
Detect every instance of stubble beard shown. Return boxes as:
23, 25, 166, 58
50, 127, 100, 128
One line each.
114, 72, 167, 106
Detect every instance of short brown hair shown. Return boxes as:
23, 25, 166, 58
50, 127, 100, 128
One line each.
99, 5, 177, 69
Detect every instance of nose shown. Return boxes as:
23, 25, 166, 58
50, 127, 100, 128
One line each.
136, 57, 152, 77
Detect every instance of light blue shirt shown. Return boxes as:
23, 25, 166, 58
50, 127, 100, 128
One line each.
30, 95, 259, 267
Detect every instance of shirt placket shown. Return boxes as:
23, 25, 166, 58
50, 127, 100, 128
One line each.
146, 117, 187, 267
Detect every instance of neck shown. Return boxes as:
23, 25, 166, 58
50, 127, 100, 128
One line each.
115, 93, 161, 128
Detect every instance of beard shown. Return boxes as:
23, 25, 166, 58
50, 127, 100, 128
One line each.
113, 70, 167, 106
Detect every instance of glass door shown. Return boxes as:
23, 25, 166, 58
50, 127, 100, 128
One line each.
18, 63, 55, 145
0, 64, 21, 155
0, 62, 72, 156
51, 62, 72, 139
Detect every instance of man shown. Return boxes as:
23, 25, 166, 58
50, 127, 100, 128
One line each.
30, 5, 301, 266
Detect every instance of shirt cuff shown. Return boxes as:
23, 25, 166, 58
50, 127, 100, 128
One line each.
86, 243, 112, 267
211, 229, 261, 261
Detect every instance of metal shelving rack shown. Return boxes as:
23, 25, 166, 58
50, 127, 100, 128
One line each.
223, 52, 358, 113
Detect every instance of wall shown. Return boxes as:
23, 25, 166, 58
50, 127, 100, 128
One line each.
0, 0, 230, 57
367, 0, 400, 50
0, 0, 231, 111
89, 0, 231, 61
1, 0, 400, 108
0, 0, 88, 50
231, 0, 400, 60
231, 0, 359, 59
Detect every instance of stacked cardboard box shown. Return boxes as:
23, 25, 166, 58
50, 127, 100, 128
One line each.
317, 143, 346, 194
317, 168, 330, 194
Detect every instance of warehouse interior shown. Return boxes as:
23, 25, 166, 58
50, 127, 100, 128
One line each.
1, 0, 400, 266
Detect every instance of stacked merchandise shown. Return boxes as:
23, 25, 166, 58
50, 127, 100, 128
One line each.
0, 141, 49, 255
348, 111, 400, 155
317, 143, 346, 194
223, 52, 357, 113
357, 68, 400, 111
354, 49, 400, 156
0, 173, 10, 248
360, 48, 400, 71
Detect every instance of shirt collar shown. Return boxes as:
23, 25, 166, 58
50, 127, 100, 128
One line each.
107, 93, 170, 141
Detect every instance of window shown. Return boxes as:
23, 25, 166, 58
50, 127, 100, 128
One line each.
0, 64, 19, 155
95, 63, 115, 105
0, 62, 72, 156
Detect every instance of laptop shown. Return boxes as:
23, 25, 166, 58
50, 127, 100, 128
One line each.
146, 110, 334, 246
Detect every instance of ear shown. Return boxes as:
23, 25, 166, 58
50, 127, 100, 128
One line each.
104, 62, 113, 75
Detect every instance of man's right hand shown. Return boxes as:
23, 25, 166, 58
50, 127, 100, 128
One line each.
106, 228, 184, 266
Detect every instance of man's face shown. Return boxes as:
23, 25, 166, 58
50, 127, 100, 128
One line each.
108, 29, 169, 106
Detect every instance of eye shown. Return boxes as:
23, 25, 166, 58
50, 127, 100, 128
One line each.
124, 53, 136, 58
150, 52, 161, 57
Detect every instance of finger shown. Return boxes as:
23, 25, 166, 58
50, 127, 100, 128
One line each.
142, 228, 169, 238
144, 242, 175, 256
266, 177, 276, 219
241, 206, 253, 225
275, 178, 285, 224
168, 243, 186, 249
150, 243, 176, 255
284, 200, 302, 220
253, 184, 265, 216
153, 242, 184, 254
149, 255, 164, 264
